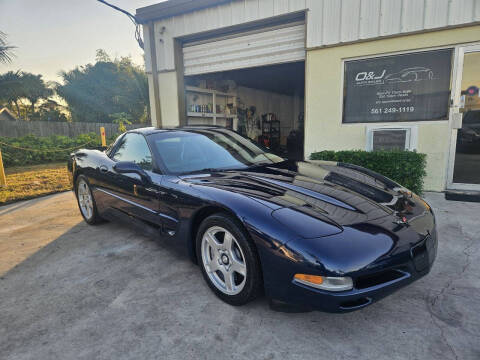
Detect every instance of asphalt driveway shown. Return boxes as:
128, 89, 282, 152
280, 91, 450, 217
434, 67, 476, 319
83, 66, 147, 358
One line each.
0, 191, 479, 360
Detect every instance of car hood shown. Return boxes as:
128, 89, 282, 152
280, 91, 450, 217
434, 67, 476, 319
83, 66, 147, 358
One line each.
182, 160, 429, 232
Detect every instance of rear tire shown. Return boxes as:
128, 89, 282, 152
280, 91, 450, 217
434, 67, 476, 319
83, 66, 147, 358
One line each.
196, 213, 262, 306
75, 175, 103, 225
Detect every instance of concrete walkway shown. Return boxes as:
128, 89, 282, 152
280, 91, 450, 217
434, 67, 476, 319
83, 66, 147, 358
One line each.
0, 192, 479, 360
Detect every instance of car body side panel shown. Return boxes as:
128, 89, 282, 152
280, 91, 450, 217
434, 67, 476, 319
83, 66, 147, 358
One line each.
70, 149, 164, 229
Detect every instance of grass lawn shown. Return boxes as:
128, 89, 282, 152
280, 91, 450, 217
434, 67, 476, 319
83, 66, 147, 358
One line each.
0, 163, 71, 205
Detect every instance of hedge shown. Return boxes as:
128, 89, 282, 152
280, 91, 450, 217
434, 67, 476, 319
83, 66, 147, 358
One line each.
0, 133, 117, 168
310, 150, 427, 194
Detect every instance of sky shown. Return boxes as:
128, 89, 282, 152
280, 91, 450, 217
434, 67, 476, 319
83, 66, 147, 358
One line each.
0, 0, 164, 82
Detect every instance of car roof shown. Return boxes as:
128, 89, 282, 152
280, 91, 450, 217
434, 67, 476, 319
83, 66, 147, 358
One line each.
127, 125, 228, 136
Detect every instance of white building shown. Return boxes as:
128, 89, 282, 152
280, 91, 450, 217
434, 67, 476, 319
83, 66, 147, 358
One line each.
136, 0, 480, 192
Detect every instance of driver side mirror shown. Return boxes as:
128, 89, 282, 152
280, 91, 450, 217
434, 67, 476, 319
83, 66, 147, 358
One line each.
113, 161, 151, 183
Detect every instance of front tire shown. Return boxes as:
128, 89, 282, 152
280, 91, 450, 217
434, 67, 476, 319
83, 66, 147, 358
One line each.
196, 213, 262, 306
75, 175, 103, 225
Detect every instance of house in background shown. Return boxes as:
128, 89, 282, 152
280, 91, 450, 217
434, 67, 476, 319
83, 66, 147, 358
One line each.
0, 108, 18, 122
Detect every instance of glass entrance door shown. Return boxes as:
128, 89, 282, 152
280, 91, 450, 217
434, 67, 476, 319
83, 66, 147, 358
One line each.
451, 46, 480, 187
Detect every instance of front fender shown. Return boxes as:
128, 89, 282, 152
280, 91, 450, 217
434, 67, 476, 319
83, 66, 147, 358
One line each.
191, 184, 305, 288
192, 183, 299, 250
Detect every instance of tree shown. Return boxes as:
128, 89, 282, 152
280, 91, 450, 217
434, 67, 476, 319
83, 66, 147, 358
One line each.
0, 71, 26, 117
21, 73, 53, 115
110, 112, 133, 132
30, 99, 69, 122
0, 31, 15, 64
0, 71, 55, 119
56, 50, 149, 123
36, 108, 68, 122
95, 49, 111, 63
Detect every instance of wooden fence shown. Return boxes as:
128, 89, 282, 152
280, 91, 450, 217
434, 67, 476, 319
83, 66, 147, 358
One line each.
0, 120, 145, 138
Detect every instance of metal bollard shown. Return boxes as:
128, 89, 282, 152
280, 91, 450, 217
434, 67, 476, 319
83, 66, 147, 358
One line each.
0, 149, 7, 187
100, 127, 106, 147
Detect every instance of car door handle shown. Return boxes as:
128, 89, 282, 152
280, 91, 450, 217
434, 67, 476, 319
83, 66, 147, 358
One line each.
99, 165, 108, 173
145, 188, 169, 197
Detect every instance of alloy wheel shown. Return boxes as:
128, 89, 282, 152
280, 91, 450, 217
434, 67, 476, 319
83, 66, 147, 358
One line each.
77, 179, 94, 220
201, 226, 247, 295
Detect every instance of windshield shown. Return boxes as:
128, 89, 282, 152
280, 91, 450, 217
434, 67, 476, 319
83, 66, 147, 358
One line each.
148, 128, 284, 174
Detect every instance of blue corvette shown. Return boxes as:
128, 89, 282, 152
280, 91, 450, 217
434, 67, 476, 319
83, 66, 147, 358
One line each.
68, 126, 437, 312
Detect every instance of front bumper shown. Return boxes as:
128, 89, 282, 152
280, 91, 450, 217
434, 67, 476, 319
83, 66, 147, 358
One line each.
262, 228, 438, 313
290, 263, 430, 313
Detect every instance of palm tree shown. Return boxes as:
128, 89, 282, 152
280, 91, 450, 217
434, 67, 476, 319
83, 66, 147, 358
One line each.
0, 71, 53, 119
21, 73, 53, 115
0, 71, 24, 117
0, 31, 15, 64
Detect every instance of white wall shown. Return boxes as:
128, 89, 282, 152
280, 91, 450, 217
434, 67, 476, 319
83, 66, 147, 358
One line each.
142, 0, 478, 128
304, 25, 480, 192
143, 0, 480, 73
237, 86, 303, 143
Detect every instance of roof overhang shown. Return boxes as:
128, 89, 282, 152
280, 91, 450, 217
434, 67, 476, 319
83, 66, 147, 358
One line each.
0, 107, 18, 121
136, 0, 234, 24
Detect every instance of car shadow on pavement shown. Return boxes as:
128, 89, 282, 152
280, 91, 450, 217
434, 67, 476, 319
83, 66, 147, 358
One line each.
1, 195, 479, 360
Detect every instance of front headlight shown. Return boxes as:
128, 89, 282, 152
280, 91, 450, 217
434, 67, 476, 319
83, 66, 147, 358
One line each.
294, 274, 353, 292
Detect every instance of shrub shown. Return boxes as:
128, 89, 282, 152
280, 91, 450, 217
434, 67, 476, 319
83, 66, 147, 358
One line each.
310, 150, 427, 194
0, 133, 118, 168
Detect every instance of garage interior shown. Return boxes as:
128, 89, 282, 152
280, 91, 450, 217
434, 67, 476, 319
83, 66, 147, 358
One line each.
180, 19, 306, 160
184, 61, 305, 159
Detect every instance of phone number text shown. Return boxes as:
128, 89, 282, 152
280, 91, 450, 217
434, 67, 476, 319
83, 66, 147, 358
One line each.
370, 107, 415, 114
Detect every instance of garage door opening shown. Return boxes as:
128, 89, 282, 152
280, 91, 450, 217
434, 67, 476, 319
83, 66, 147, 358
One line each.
184, 61, 305, 160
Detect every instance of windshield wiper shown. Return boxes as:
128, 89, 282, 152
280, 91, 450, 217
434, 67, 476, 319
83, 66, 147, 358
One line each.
181, 167, 231, 175
246, 162, 274, 169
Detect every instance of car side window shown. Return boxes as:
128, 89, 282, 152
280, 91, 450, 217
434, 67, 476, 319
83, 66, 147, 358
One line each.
111, 133, 153, 170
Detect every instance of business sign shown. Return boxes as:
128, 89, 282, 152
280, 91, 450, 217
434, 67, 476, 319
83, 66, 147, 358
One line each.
343, 49, 453, 123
